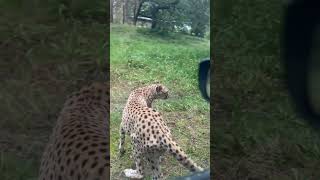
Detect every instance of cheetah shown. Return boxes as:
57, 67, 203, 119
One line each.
39, 82, 110, 180
119, 84, 203, 179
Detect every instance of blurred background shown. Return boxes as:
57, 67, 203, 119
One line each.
212, 0, 320, 179
0, 0, 107, 179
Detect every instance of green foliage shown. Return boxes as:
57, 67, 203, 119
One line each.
0, 0, 107, 22
47, 0, 107, 21
0, 153, 38, 180
135, 0, 209, 37
111, 24, 209, 90
178, 0, 209, 37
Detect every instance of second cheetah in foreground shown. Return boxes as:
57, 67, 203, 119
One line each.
39, 82, 110, 180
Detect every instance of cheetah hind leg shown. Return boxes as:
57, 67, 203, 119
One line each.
123, 158, 144, 179
124, 149, 144, 179
118, 127, 126, 156
147, 156, 163, 180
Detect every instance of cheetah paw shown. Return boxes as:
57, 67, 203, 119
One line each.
123, 169, 143, 179
197, 166, 204, 172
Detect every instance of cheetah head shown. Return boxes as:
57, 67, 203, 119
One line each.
154, 84, 169, 99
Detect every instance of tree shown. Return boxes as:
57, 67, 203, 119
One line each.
110, 0, 113, 23
184, 0, 210, 37
133, 0, 147, 25
122, 0, 130, 24
113, 0, 210, 37
148, 0, 180, 29
133, 0, 179, 29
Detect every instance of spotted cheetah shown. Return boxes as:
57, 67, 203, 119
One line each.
119, 84, 203, 179
39, 82, 110, 180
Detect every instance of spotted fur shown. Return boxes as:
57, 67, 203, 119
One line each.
38, 82, 110, 180
119, 84, 203, 179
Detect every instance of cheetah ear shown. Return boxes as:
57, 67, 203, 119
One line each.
156, 85, 162, 92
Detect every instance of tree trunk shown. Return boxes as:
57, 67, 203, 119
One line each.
133, 0, 144, 26
123, 0, 129, 24
122, 0, 125, 24
150, 8, 158, 29
110, 0, 113, 23
151, 20, 157, 29
132, 0, 137, 24
149, 0, 180, 29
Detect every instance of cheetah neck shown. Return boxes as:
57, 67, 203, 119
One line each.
146, 97, 153, 108
129, 89, 156, 108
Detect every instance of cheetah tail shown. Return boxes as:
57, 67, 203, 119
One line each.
164, 140, 203, 172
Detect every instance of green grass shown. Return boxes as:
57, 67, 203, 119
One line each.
212, 0, 320, 179
0, 7, 107, 179
110, 24, 210, 179
0, 153, 38, 180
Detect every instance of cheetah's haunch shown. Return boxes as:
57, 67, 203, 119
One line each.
39, 82, 110, 180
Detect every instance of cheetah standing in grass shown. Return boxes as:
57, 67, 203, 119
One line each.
119, 84, 203, 179
39, 82, 109, 180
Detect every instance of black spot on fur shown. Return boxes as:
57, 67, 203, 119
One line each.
81, 159, 88, 168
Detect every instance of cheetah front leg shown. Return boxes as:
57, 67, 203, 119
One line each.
123, 149, 144, 179
118, 126, 126, 156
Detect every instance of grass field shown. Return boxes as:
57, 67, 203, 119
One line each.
212, 1, 320, 179
0, 8, 107, 179
110, 24, 210, 179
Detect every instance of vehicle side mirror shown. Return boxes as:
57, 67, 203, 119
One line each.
283, 2, 320, 128
199, 59, 210, 102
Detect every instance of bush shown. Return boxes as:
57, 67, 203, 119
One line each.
0, 0, 108, 23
